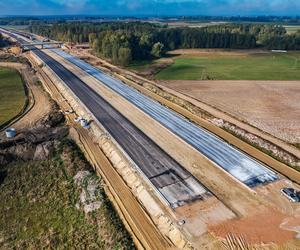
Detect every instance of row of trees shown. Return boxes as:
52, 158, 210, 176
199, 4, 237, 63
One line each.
202, 23, 300, 50
30, 22, 258, 66
89, 26, 257, 65
29, 22, 300, 66
203, 24, 286, 41
263, 31, 300, 50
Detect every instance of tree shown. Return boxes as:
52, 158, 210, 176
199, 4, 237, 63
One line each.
118, 47, 132, 66
88, 33, 97, 46
151, 42, 165, 58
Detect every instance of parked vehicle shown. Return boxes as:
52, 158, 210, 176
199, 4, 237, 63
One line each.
281, 188, 300, 203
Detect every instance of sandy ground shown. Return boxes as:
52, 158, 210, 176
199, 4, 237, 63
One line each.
159, 80, 300, 144
210, 207, 297, 245
208, 179, 300, 245
175, 197, 236, 238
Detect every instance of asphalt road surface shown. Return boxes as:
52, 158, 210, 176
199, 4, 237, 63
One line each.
1, 28, 278, 205
8, 31, 209, 208
52, 48, 279, 187
18, 27, 279, 188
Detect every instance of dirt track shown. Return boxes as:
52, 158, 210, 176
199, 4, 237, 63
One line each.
210, 207, 297, 245
0, 62, 51, 131
168, 48, 270, 57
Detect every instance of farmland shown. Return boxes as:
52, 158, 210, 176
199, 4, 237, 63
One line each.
154, 49, 300, 144
159, 79, 300, 144
284, 25, 300, 34
0, 67, 26, 126
155, 50, 300, 80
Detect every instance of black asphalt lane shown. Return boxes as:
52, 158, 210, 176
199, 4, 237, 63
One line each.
32, 48, 210, 206
0, 28, 211, 206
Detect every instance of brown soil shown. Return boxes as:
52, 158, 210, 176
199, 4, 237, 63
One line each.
209, 207, 299, 245
175, 197, 236, 239
159, 80, 300, 145
168, 49, 270, 57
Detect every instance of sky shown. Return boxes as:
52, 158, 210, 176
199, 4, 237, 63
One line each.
0, 0, 299, 16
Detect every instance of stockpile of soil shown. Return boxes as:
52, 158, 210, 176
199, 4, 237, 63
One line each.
0, 104, 66, 166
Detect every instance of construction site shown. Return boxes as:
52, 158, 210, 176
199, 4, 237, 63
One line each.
1, 28, 300, 250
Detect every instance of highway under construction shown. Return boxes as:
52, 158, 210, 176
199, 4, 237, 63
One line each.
2, 27, 300, 249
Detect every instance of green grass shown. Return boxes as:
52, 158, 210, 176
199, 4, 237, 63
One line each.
156, 52, 300, 80
128, 60, 155, 71
0, 139, 135, 249
0, 67, 26, 126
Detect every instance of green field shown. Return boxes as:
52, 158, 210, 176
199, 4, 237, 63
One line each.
284, 25, 300, 34
128, 60, 155, 71
156, 52, 300, 80
0, 67, 26, 126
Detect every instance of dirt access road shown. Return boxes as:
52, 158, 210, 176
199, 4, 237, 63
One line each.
0, 61, 51, 133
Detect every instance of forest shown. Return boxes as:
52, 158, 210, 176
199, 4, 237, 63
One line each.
29, 22, 300, 66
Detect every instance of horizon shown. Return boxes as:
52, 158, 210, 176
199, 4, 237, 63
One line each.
0, 0, 299, 16
1, 14, 300, 18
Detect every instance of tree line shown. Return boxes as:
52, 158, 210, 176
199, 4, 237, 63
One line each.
263, 31, 300, 50
29, 22, 299, 66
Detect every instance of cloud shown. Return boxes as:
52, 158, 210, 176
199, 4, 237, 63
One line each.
50, 0, 88, 8
0, 0, 299, 16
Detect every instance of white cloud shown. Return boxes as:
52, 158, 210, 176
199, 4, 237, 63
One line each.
50, 0, 88, 8
0, 0, 299, 15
